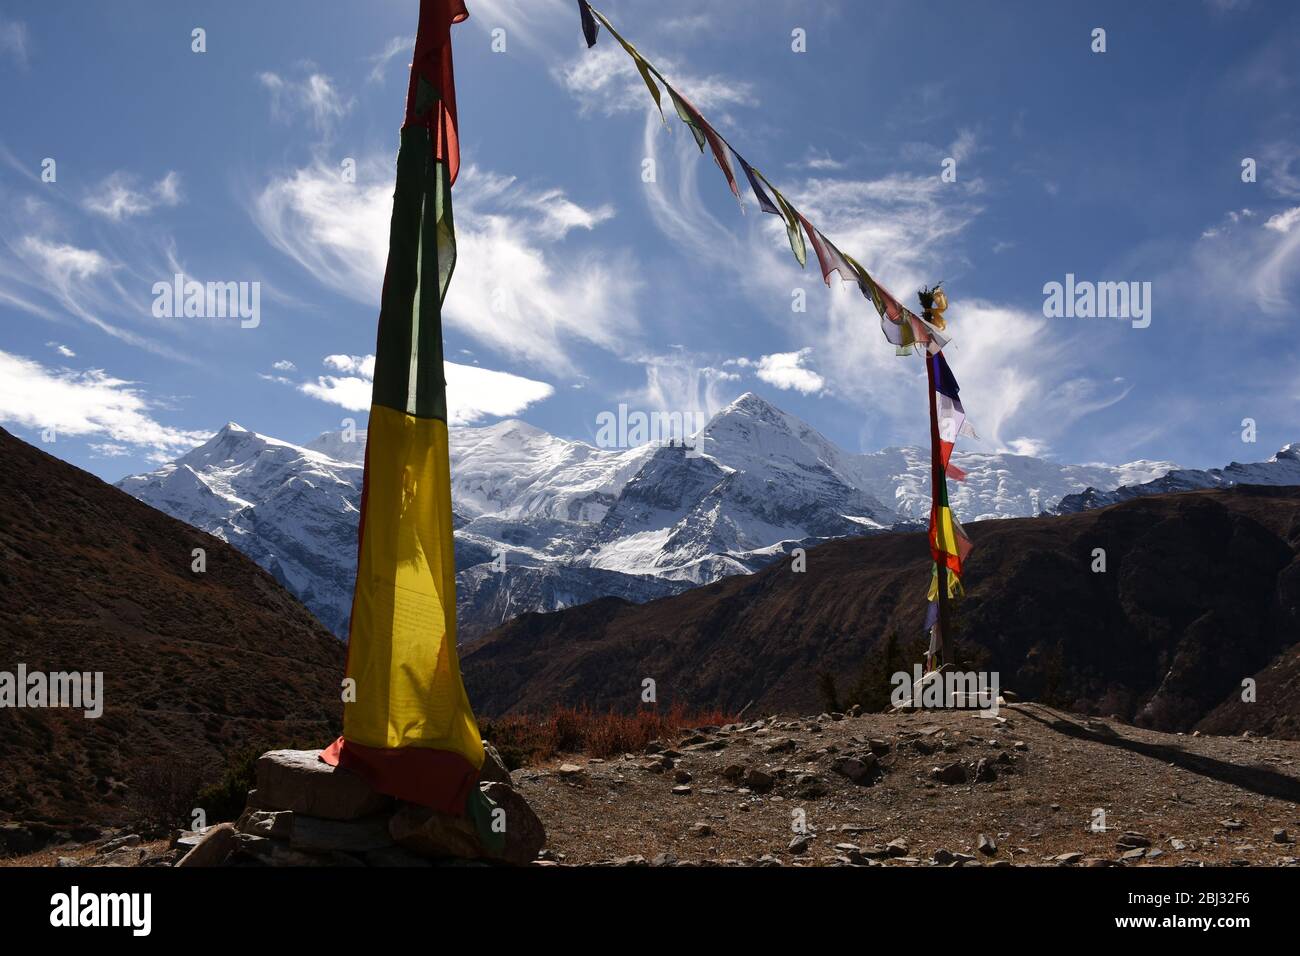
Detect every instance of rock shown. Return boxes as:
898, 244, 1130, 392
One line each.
793, 773, 828, 798
742, 768, 774, 793
390, 781, 545, 866
867, 738, 892, 755
557, 763, 585, 779
96, 833, 142, 854
720, 764, 747, 782
1221, 819, 1245, 831
674, 769, 693, 784
1116, 832, 1151, 849
885, 838, 909, 858
931, 763, 967, 785
236, 809, 294, 840
977, 834, 996, 856
233, 832, 275, 859
641, 757, 669, 774
479, 742, 513, 788
682, 740, 727, 753
175, 823, 237, 867
689, 822, 712, 837
291, 814, 394, 854
612, 855, 648, 867
766, 737, 797, 754
755, 854, 781, 867
848, 705, 862, 717
256, 750, 392, 821
671, 785, 692, 796
1055, 852, 1084, 865
833, 754, 878, 785
789, 835, 813, 855
265, 844, 363, 867
1012, 740, 1028, 751
974, 758, 997, 783
1170, 838, 1188, 851
933, 848, 955, 865
1274, 829, 1292, 844
1120, 848, 1146, 862
650, 851, 678, 867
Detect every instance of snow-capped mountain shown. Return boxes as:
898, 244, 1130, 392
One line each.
115, 392, 1205, 643
1052, 443, 1300, 513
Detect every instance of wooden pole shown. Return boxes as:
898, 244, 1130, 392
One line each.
923, 328, 953, 672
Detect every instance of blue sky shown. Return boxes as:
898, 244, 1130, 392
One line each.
1, 0, 1298, 482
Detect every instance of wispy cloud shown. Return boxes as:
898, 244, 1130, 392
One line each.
558, 42, 756, 117
251, 157, 638, 373
366, 36, 408, 84
0, 17, 28, 69
46, 341, 75, 358
259, 70, 353, 133
83, 170, 183, 221
295, 353, 554, 425
0, 349, 207, 459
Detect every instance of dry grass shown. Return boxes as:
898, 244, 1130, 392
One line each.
482, 703, 735, 768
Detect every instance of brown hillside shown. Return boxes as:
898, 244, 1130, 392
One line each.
0, 427, 345, 829
463, 486, 1300, 737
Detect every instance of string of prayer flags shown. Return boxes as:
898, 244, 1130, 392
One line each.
584, 4, 666, 124
572, 1, 983, 668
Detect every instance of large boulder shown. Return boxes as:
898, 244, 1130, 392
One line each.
390, 781, 545, 866
255, 750, 392, 821
479, 742, 513, 788
175, 823, 237, 867
290, 814, 394, 854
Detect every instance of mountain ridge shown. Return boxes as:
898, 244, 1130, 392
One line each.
114, 392, 1294, 643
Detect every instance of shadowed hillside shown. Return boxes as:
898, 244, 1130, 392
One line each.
463, 486, 1300, 737
0, 428, 345, 829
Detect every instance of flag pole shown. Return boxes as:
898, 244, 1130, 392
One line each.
922, 295, 952, 674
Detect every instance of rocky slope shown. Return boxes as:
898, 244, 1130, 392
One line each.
0, 427, 344, 830
463, 486, 1300, 738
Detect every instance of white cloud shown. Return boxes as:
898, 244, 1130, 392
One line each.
251, 158, 638, 373
799, 148, 847, 172
259, 70, 353, 133
366, 36, 409, 84
464, 0, 571, 54
297, 353, 554, 425
0, 350, 207, 457
557, 42, 755, 117
0, 17, 28, 68
83, 171, 183, 220
1265, 206, 1300, 233
46, 341, 75, 358
1191, 206, 1300, 315
750, 349, 826, 395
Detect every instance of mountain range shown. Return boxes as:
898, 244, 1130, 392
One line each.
462, 484, 1300, 739
114, 392, 1296, 643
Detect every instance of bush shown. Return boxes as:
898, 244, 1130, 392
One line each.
480, 701, 735, 765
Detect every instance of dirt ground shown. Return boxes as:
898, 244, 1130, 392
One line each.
514, 703, 1300, 866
